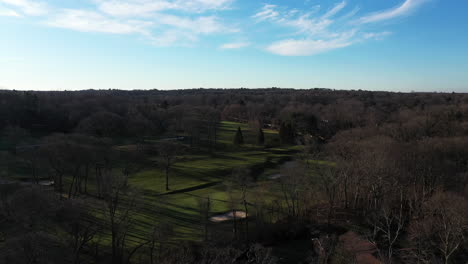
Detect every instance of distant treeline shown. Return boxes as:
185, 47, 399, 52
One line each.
2, 88, 467, 141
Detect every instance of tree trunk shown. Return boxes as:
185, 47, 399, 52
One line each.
68, 174, 77, 199
165, 167, 169, 191
84, 164, 89, 194
232, 209, 237, 240
243, 199, 249, 240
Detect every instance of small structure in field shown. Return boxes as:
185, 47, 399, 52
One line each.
210, 211, 247, 223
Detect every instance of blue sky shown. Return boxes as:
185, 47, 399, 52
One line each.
0, 0, 467, 92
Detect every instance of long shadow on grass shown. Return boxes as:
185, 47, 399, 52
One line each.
162, 181, 222, 195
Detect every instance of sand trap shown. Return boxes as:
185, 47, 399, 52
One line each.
210, 211, 247, 223
0, 179, 55, 187
38, 180, 54, 186
268, 174, 282, 180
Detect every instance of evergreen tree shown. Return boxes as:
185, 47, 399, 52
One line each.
279, 122, 288, 144
257, 128, 265, 145
161, 100, 169, 109
279, 121, 294, 144
233, 126, 244, 145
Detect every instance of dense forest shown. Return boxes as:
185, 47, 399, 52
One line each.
0, 88, 467, 264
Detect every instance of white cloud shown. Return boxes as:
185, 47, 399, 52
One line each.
358, 0, 428, 24
266, 30, 356, 56
1, 0, 237, 47
0, 7, 21, 16
145, 14, 236, 45
95, 0, 175, 17
0, 0, 429, 53
255, 3, 354, 56
363, 31, 392, 40
149, 29, 198, 46
322, 1, 346, 19
95, 0, 233, 17
266, 38, 350, 56
176, 0, 234, 12
258, 0, 428, 56
220, 42, 250, 49
46, 9, 151, 34
253, 4, 340, 36
43, 8, 235, 45
338, 6, 360, 21
156, 14, 232, 34
252, 4, 279, 21
284, 13, 333, 35
0, 0, 48, 15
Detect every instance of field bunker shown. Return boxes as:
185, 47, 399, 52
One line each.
210, 211, 247, 223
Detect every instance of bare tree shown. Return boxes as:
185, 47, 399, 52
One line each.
226, 184, 239, 241
309, 235, 338, 264
368, 193, 405, 264
197, 196, 211, 242
148, 222, 174, 264
230, 167, 253, 239
313, 163, 339, 225
17, 147, 42, 184
59, 199, 101, 264
156, 142, 183, 191
101, 172, 145, 264
278, 162, 307, 219
119, 145, 145, 179
408, 192, 467, 264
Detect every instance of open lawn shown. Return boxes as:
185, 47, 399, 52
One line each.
121, 121, 299, 243
2, 121, 305, 261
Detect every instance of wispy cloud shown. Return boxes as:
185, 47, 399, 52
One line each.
95, 0, 234, 17
252, 4, 279, 21
0, 7, 21, 17
363, 31, 392, 40
149, 14, 237, 45
256, 2, 357, 55
253, 3, 346, 37
357, 0, 428, 24
156, 14, 234, 34
266, 30, 356, 56
220, 42, 250, 49
322, 1, 347, 19
0, 0, 48, 15
95, 0, 175, 17
46, 9, 152, 34
258, 0, 427, 56
1, 0, 429, 54
149, 29, 198, 46
3, 0, 238, 46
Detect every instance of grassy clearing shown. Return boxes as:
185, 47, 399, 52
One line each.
2, 121, 300, 253
121, 121, 298, 242
217, 121, 280, 147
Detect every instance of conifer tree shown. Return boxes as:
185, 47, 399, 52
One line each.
257, 128, 265, 145
233, 126, 244, 145
279, 121, 294, 144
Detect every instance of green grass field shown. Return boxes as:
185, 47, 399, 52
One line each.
1, 121, 302, 261
121, 121, 298, 243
